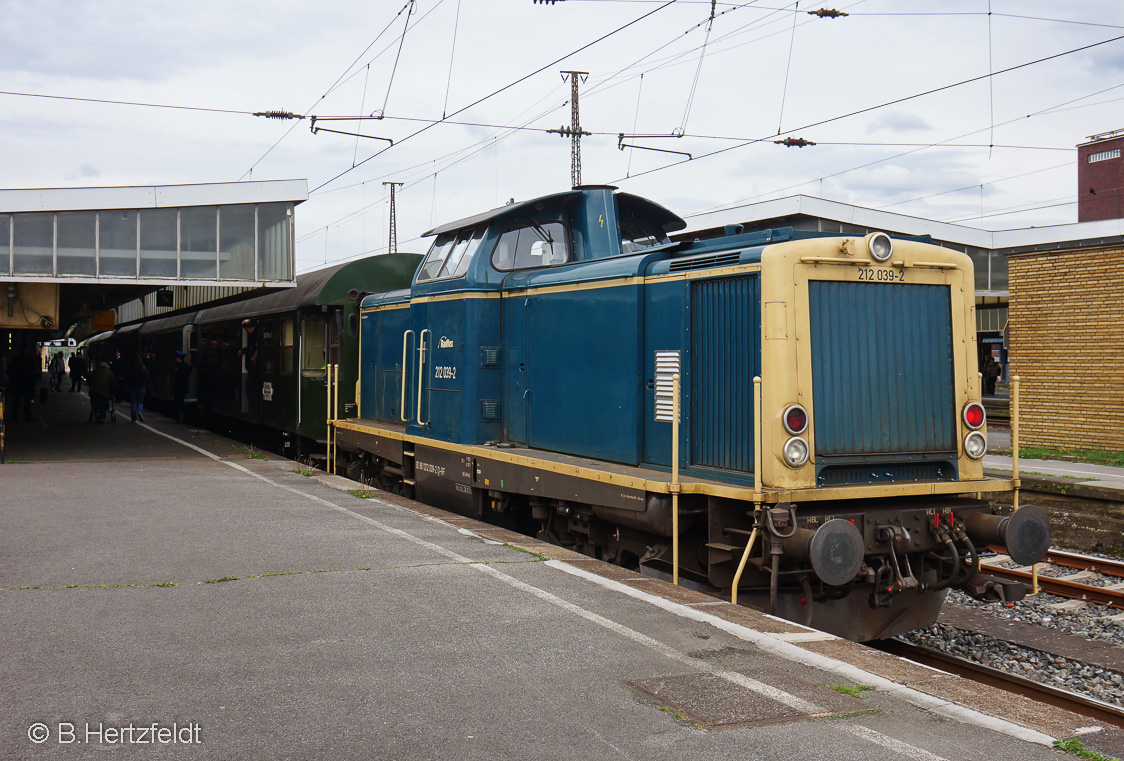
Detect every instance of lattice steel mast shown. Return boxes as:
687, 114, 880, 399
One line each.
383, 181, 404, 253
561, 71, 588, 188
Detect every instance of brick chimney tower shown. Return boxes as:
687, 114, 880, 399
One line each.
1077, 129, 1124, 222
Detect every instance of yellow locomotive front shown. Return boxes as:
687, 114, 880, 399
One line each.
713, 232, 1049, 640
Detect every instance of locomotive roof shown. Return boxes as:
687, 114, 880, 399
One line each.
193, 253, 421, 323
422, 188, 686, 237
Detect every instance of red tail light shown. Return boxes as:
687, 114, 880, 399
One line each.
783, 404, 808, 435
963, 402, 985, 430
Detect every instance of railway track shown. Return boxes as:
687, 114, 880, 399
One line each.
981, 548, 1124, 610
879, 638, 1124, 729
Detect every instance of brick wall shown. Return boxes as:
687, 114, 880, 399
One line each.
1007, 246, 1124, 451
1078, 135, 1124, 222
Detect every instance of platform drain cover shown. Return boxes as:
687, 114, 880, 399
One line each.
629, 672, 815, 729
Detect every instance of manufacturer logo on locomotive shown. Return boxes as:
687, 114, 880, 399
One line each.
438, 336, 454, 348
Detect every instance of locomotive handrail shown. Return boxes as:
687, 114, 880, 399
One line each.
400, 330, 414, 423
326, 363, 333, 473
326, 364, 341, 474
731, 376, 765, 606
799, 256, 871, 266
1011, 374, 1037, 593
671, 373, 680, 585
417, 329, 431, 427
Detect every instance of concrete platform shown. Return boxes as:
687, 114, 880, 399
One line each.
1, 390, 1120, 759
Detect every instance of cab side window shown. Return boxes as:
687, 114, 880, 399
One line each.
416, 226, 485, 282
491, 221, 569, 271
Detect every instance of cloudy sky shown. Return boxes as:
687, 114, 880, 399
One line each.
2, 0, 1122, 272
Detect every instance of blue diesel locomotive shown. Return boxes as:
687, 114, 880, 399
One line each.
335, 186, 1049, 641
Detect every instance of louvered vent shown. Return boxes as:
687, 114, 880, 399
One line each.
654, 351, 681, 422
481, 399, 500, 420
668, 252, 742, 272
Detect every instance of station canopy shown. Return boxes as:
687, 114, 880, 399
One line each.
0, 180, 306, 336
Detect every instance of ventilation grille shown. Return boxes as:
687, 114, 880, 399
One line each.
654, 351, 681, 422
817, 462, 953, 486
668, 252, 742, 272
481, 400, 500, 420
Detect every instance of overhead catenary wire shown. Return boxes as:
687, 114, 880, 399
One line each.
442, 0, 464, 119
240, 0, 439, 181
678, 0, 720, 134
776, 0, 799, 134
309, 0, 682, 193
0, 90, 253, 115
690, 78, 1124, 218
381, 0, 417, 117
613, 31, 1124, 185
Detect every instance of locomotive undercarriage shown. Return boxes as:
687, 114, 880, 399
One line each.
344, 446, 1048, 642
523, 493, 1045, 641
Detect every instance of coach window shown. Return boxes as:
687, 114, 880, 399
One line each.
491, 221, 569, 271
301, 318, 326, 378
281, 319, 295, 374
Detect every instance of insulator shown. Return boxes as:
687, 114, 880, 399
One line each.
254, 110, 298, 120
775, 137, 816, 148
807, 8, 848, 18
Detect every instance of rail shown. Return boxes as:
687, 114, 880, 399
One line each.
981, 548, 1124, 610
879, 638, 1124, 729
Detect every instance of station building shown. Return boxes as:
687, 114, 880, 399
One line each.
0, 180, 307, 358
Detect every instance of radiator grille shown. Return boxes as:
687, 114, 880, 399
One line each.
809, 281, 955, 456
690, 276, 760, 471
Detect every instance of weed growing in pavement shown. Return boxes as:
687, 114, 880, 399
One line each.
348, 489, 377, 499
502, 543, 549, 561
829, 684, 873, 699
1023, 471, 1091, 480
822, 709, 882, 719
233, 444, 268, 460
993, 446, 1124, 468
292, 468, 316, 477
657, 704, 707, 729
202, 576, 239, 584
1054, 738, 1121, 761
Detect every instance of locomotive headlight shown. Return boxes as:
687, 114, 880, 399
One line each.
783, 436, 810, 468
867, 232, 893, 262
964, 431, 987, 460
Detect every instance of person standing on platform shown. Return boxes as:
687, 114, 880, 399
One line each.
109, 350, 126, 404
68, 351, 87, 392
87, 362, 116, 423
172, 350, 192, 422
126, 353, 149, 423
8, 349, 39, 421
983, 355, 1000, 396
49, 351, 65, 391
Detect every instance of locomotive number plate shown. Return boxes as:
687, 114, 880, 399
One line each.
857, 267, 905, 282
